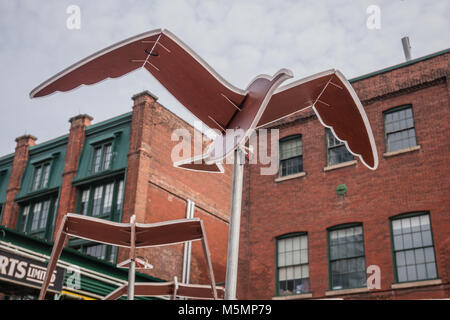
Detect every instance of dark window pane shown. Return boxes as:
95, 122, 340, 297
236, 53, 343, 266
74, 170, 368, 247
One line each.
32, 166, 42, 190
92, 186, 103, 216
329, 225, 366, 290
39, 200, 50, 229
103, 183, 114, 214
116, 180, 124, 210
327, 128, 353, 166
93, 147, 102, 173
41, 164, 50, 188
280, 138, 302, 160
102, 144, 113, 170
80, 189, 90, 215
21, 206, 30, 233
286, 280, 294, 293
31, 202, 42, 231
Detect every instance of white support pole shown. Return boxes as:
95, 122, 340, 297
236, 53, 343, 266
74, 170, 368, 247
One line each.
128, 215, 136, 300
224, 147, 245, 300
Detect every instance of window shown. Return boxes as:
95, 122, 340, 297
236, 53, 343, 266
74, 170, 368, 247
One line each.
18, 198, 56, 240
80, 189, 90, 215
328, 225, 366, 290
384, 106, 417, 152
279, 135, 303, 177
75, 243, 118, 264
32, 162, 51, 191
391, 213, 437, 283
277, 234, 310, 295
78, 179, 123, 219
326, 128, 353, 166
72, 178, 124, 263
92, 142, 113, 173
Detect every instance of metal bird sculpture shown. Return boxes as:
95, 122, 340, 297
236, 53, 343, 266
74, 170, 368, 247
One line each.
30, 28, 378, 172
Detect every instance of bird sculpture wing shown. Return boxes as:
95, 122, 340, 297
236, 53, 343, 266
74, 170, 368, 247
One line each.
30, 29, 247, 132
257, 69, 378, 170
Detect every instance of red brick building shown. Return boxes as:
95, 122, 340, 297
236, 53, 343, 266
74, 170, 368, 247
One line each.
0, 91, 232, 299
1, 47, 448, 300
237, 49, 450, 299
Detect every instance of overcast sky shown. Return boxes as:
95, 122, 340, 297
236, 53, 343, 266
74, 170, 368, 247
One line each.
0, 0, 448, 157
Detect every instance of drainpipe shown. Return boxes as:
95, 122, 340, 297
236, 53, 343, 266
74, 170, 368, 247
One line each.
182, 199, 195, 284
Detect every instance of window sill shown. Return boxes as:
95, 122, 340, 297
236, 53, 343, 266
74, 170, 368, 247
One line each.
323, 160, 357, 172
274, 172, 306, 183
272, 293, 312, 300
325, 287, 370, 296
391, 279, 442, 290
383, 145, 421, 158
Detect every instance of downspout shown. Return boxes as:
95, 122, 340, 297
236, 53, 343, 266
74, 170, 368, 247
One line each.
182, 199, 195, 284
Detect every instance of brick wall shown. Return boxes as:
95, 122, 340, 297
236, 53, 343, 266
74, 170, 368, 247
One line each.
238, 52, 450, 299
118, 91, 233, 284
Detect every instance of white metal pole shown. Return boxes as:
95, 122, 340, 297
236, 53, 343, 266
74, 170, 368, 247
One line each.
224, 147, 245, 300
128, 260, 135, 300
128, 215, 136, 300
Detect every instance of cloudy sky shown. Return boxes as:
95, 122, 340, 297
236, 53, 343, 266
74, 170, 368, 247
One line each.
0, 0, 448, 156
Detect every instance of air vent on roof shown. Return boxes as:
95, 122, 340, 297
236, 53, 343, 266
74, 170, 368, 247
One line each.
401, 36, 412, 61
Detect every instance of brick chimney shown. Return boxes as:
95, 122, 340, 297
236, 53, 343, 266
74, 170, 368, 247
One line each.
1, 134, 37, 228
122, 91, 158, 224
53, 114, 93, 240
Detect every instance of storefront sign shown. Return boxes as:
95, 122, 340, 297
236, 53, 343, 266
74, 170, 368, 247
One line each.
0, 248, 65, 293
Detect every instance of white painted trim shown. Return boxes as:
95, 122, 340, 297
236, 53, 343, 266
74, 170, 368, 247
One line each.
272, 293, 313, 300
323, 160, 357, 172
274, 171, 306, 183
383, 145, 421, 157
391, 279, 442, 289
325, 287, 370, 296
